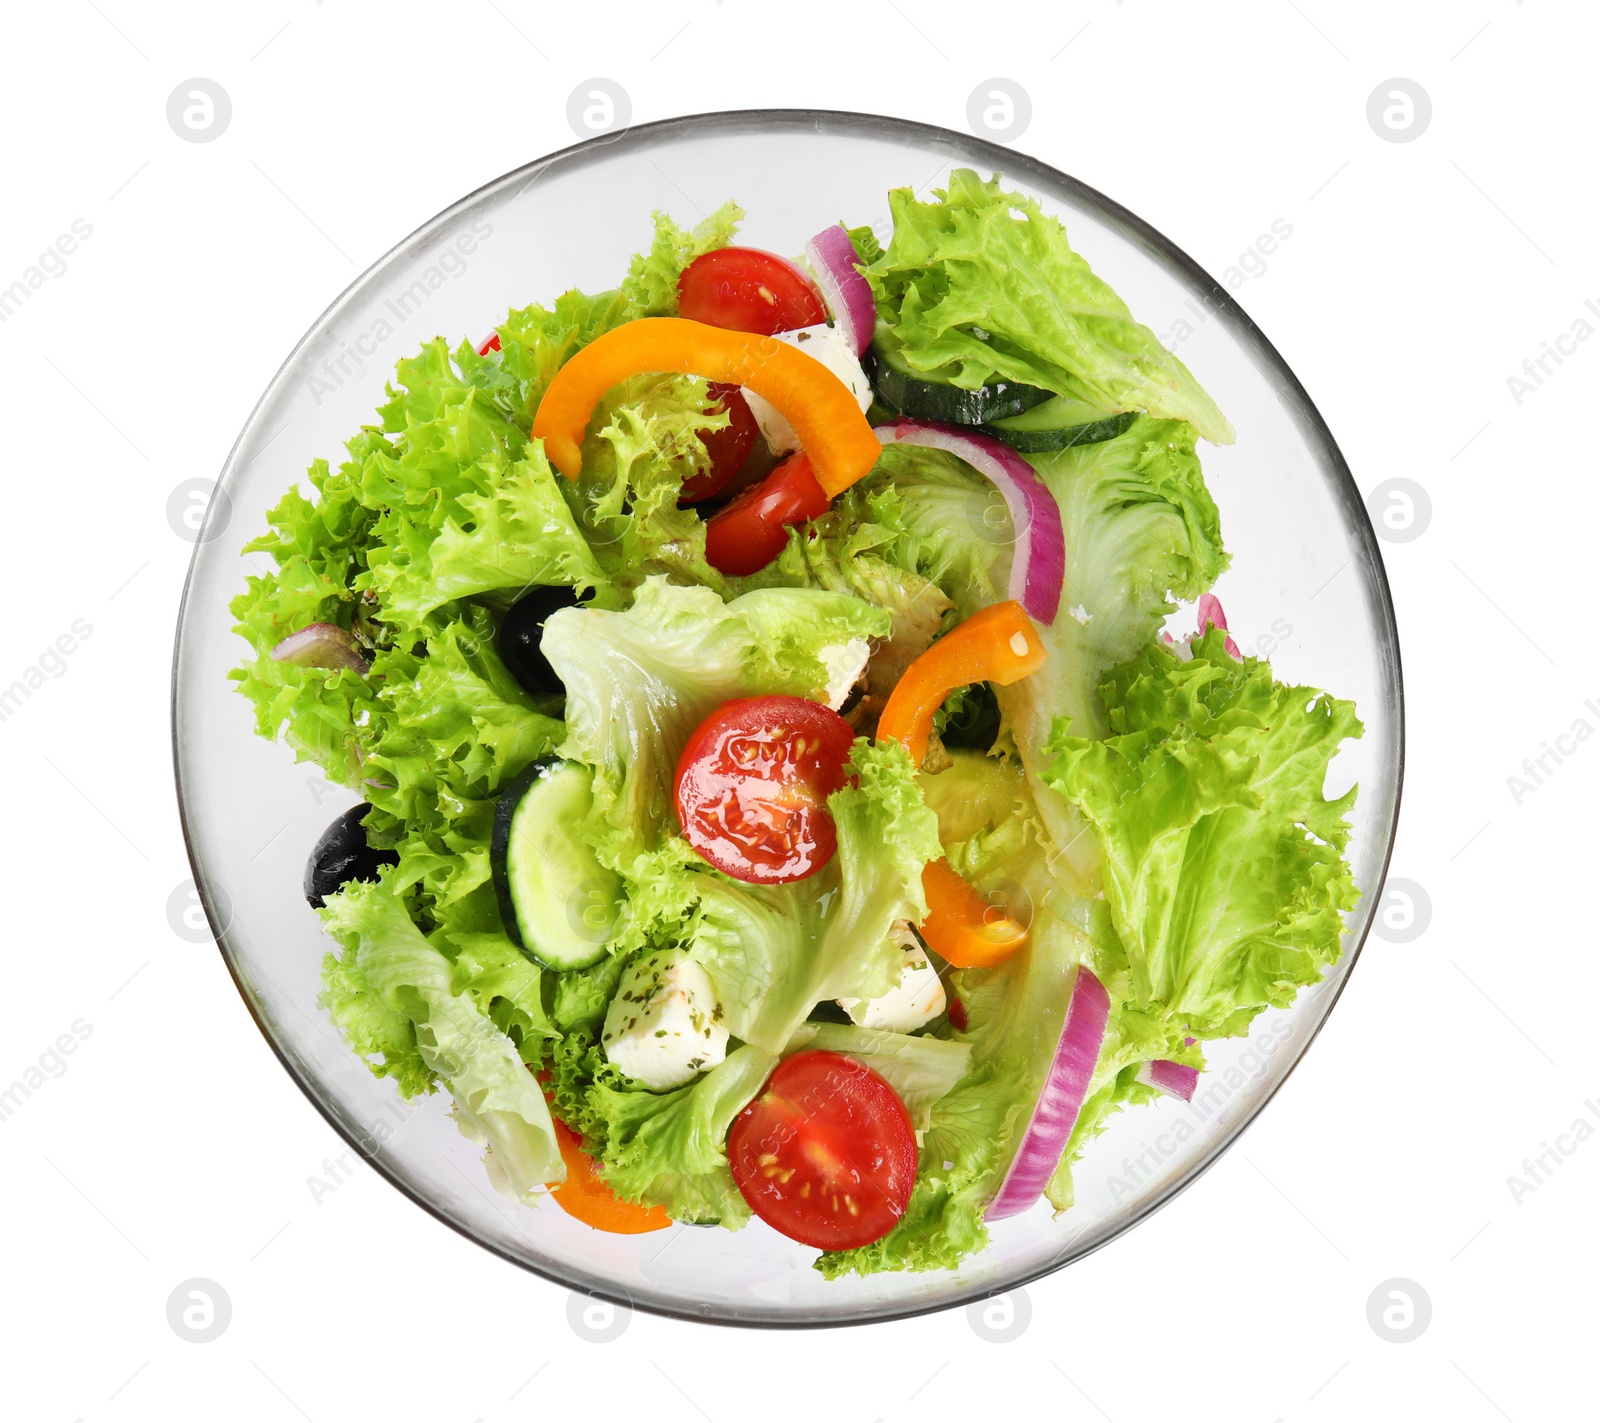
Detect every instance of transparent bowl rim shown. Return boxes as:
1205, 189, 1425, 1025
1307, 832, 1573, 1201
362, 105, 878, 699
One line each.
170, 107, 1405, 1330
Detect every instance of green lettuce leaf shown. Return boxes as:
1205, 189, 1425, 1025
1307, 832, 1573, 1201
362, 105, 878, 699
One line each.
318, 915, 433, 1098
1026, 419, 1228, 719
877, 416, 1226, 761
319, 878, 563, 1194
791, 1022, 971, 1134
550, 955, 626, 1036
997, 418, 1229, 886
867, 443, 1010, 620
728, 482, 955, 723
412, 443, 602, 618
542, 577, 891, 882
586, 1044, 778, 1224
357, 339, 561, 625
229, 433, 394, 786
844, 222, 883, 266
1043, 630, 1362, 1039
569, 373, 731, 595
689, 739, 941, 1052
448, 925, 555, 1050
861, 169, 1233, 444
849, 415, 1228, 867
918, 749, 1026, 847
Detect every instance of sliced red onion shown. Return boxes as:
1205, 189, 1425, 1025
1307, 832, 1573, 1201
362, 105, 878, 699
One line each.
987, 965, 1109, 1221
805, 225, 876, 358
1135, 1058, 1199, 1102
271, 623, 368, 674
876, 419, 1065, 625
1196, 593, 1241, 659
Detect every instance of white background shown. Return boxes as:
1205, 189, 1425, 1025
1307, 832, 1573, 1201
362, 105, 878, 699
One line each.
2, 1, 1593, 1418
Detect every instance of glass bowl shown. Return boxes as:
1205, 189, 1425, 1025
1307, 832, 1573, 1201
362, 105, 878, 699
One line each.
172, 109, 1403, 1327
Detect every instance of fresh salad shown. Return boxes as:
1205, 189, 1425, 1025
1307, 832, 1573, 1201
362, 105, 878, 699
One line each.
232, 170, 1361, 1276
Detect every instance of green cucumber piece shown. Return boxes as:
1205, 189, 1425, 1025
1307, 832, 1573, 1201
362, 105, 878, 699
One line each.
868, 330, 1053, 426
981, 398, 1137, 452
491, 759, 620, 970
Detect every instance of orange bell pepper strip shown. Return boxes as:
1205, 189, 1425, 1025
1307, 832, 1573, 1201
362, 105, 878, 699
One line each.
549, 1118, 671, 1234
877, 600, 1047, 971
531, 317, 882, 496
877, 601, 1047, 767
921, 858, 1031, 968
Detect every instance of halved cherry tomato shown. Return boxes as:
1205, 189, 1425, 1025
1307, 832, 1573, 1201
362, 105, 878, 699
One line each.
677, 247, 826, 336
477, 332, 501, 355
677, 251, 815, 501
681, 382, 759, 504
728, 1050, 916, 1250
549, 1119, 671, 1234
674, 694, 854, 884
704, 451, 831, 576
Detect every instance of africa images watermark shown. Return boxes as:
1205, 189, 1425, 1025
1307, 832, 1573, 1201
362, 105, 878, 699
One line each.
1505, 297, 1600, 406
0, 219, 94, 324
0, 618, 94, 725
1505, 1098, 1600, 1205
1161, 219, 1296, 349
1105, 1016, 1294, 1204
1505, 696, 1600, 805
305, 216, 494, 407
0, 1020, 93, 1123
305, 1097, 415, 1204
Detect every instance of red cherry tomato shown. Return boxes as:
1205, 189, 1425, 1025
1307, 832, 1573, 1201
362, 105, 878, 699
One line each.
677, 247, 827, 336
477, 332, 501, 355
704, 452, 831, 577
728, 1050, 917, 1250
680, 382, 760, 504
674, 695, 854, 884
677, 248, 825, 503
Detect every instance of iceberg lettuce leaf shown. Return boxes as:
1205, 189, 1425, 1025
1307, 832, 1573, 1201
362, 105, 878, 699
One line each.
320, 878, 563, 1193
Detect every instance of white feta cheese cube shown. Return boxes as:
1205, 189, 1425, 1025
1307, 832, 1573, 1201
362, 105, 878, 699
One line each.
602, 948, 728, 1091
837, 925, 946, 1034
742, 323, 874, 456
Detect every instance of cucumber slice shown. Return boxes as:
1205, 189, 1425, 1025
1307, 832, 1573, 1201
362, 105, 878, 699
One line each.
981, 398, 1137, 453
868, 329, 1053, 426
491, 759, 621, 970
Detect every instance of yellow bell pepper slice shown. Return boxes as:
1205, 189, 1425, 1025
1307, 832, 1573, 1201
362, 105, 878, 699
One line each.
531, 317, 881, 496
